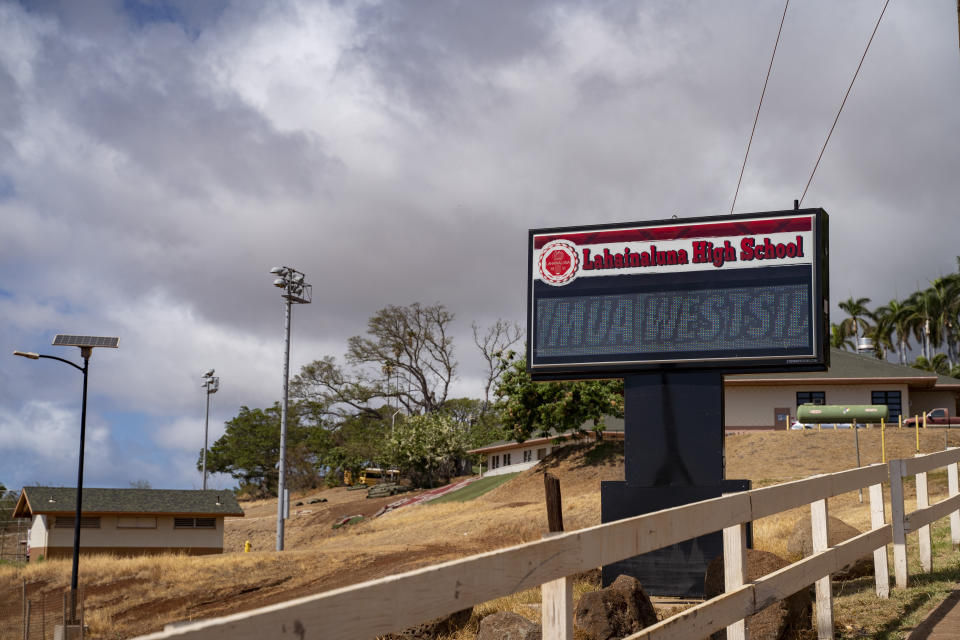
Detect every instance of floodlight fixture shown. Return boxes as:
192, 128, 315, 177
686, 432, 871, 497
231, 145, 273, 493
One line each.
12, 333, 118, 624
204, 368, 215, 377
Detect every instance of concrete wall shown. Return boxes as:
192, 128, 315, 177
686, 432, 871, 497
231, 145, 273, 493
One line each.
724, 383, 910, 429
31, 514, 225, 560
28, 514, 47, 556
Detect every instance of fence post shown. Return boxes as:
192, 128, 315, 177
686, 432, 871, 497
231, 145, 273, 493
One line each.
868, 483, 890, 598
24, 601, 30, 640
811, 498, 833, 640
541, 474, 572, 640
723, 523, 749, 640
948, 457, 960, 547
889, 459, 909, 588
916, 468, 932, 573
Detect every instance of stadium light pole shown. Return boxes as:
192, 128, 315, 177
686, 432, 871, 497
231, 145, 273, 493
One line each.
269, 266, 311, 551
13, 335, 119, 625
201, 370, 219, 491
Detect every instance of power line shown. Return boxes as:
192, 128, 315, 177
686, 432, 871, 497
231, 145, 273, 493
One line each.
730, 0, 790, 215
799, 0, 892, 206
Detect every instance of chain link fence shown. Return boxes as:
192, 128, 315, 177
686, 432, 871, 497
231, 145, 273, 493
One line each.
0, 582, 85, 640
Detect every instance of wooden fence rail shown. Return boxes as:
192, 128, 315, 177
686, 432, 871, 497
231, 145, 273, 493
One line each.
134, 451, 960, 640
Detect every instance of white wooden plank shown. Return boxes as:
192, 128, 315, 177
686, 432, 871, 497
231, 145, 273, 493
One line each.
541, 575, 573, 640
902, 447, 960, 476
626, 585, 755, 640
949, 461, 960, 546
723, 523, 748, 640
753, 527, 890, 609
916, 470, 932, 573
889, 459, 909, 588
748, 465, 886, 521
811, 498, 833, 640
869, 483, 890, 598
904, 493, 960, 533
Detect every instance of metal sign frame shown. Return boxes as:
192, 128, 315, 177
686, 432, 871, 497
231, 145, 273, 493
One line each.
527, 208, 829, 380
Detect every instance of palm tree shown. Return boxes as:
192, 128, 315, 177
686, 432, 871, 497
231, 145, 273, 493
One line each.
905, 289, 939, 361
873, 299, 914, 365
866, 309, 895, 360
830, 323, 854, 351
838, 297, 873, 345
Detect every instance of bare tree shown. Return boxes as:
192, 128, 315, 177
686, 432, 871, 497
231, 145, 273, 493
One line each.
473, 319, 524, 409
293, 303, 458, 418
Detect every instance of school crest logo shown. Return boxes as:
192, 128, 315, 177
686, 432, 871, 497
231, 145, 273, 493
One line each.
538, 239, 579, 286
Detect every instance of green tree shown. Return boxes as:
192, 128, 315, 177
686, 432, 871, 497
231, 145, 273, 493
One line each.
494, 350, 624, 443
385, 413, 468, 487
201, 404, 315, 496
440, 397, 507, 449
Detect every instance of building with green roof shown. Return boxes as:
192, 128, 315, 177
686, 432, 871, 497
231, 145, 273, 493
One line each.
14, 487, 244, 560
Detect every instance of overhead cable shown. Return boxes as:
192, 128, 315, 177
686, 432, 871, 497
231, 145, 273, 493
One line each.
730, 0, 791, 215
799, 0, 892, 206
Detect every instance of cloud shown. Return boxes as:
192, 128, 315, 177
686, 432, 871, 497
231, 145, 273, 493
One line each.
2, 0, 959, 491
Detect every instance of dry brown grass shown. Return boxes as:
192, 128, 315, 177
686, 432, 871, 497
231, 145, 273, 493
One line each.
2, 429, 958, 638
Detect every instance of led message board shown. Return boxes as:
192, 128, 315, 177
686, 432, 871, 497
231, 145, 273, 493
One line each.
527, 209, 829, 379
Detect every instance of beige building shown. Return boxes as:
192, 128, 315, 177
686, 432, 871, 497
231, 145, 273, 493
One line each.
725, 348, 960, 431
14, 487, 244, 560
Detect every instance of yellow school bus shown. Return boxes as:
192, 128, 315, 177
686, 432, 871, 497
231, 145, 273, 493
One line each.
358, 468, 399, 486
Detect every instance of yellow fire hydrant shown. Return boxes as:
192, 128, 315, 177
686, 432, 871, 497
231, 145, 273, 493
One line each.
244, 540, 251, 553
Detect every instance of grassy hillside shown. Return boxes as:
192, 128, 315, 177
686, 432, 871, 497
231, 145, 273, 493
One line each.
2, 428, 958, 638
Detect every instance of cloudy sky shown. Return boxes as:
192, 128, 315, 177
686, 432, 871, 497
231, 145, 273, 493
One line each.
1, 0, 958, 492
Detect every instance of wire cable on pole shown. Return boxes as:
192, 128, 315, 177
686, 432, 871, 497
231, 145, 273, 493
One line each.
799, 0, 892, 206
730, 0, 791, 215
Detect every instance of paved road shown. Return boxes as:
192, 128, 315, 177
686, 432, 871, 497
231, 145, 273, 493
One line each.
908, 588, 960, 639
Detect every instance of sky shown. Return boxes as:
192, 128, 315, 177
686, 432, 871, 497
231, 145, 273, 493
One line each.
1, 0, 958, 492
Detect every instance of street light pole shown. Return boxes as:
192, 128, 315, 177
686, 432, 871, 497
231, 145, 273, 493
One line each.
201, 370, 219, 491
13, 335, 118, 625
269, 266, 311, 551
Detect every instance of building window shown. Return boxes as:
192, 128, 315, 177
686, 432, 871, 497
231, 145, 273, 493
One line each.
55, 516, 100, 529
117, 516, 158, 529
797, 391, 825, 407
504, 453, 512, 465
491, 455, 499, 469
871, 390, 902, 421
537, 448, 547, 460
523, 450, 532, 462
174, 517, 216, 529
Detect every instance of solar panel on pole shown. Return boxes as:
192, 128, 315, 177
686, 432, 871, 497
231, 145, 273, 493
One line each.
52, 335, 120, 348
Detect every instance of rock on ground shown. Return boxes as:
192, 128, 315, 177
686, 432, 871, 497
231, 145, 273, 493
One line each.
383, 608, 472, 639
574, 574, 658, 640
704, 549, 812, 640
476, 611, 541, 640
786, 515, 873, 579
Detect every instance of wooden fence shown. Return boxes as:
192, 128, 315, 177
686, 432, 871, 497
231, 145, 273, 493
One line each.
135, 449, 960, 640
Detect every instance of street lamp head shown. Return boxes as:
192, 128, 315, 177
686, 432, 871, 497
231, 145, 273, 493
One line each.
13, 350, 40, 359
203, 369, 215, 377
273, 278, 287, 288
270, 266, 286, 275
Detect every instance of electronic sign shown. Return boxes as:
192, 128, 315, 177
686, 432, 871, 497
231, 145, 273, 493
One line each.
528, 209, 829, 379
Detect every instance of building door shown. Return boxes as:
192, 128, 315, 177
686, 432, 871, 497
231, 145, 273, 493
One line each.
775, 408, 791, 430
